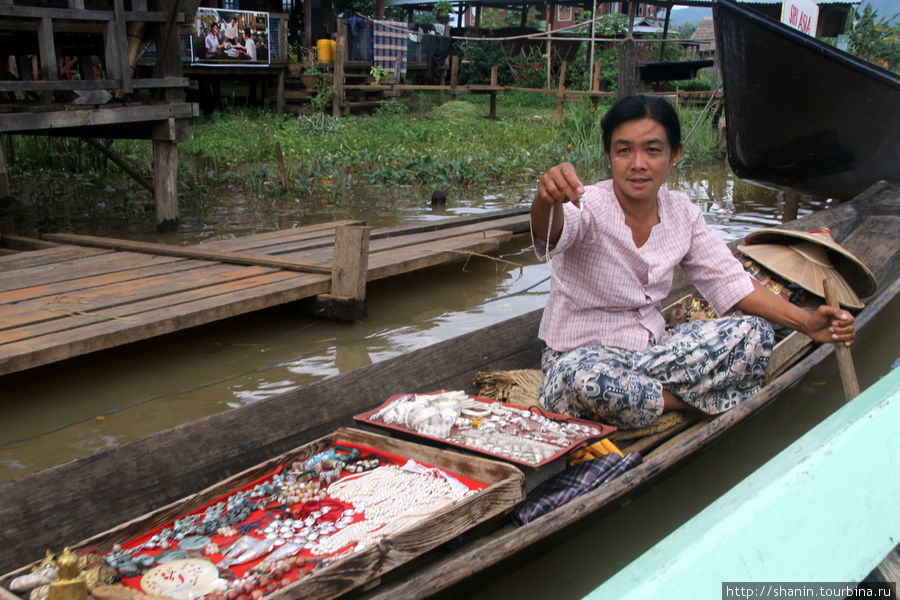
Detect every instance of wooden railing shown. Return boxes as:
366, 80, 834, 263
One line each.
0, 0, 189, 96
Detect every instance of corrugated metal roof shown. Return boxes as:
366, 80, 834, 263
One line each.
736, 0, 855, 4
387, 0, 853, 9
388, 0, 714, 6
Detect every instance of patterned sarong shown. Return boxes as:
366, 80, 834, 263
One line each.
372, 20, 408, 79
511, 452, 643, 525
541, 315, 774, 428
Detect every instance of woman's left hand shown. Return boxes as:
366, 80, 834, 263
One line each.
804, 305, 855, 346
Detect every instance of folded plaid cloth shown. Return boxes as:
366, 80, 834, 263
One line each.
511, 451, 642, 525
372, 20, 408, 78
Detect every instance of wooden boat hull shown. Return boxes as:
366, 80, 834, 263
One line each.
713, 0, 900, 198
1, 182, 899, 597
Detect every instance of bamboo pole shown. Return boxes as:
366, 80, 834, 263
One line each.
823, 277, 860, 400
85, 138, 153, 192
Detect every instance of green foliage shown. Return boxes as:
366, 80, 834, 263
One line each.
413, 10, 436, 25
369, 65, 390, 82
677, 104, 726, 164
507, 49, 546, 88
375, 100, 409, 117
433, 0, 453, 15
559, 98, 607, 173
310, 73, 335, 111
479, 7, 542, 29
299, 47, 320, 74
6, 81, 727, 212
333, 0, 377, 18
594, 12, 629, 37
847, 4, 900, 72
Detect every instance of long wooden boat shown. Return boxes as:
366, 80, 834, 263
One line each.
1, 181, 898, 599
713, 0, 900, 199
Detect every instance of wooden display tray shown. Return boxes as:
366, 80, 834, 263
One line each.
0, 427, 525, 600
355, 393, 616, 468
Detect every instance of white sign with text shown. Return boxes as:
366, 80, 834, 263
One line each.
781, 0, 819, 35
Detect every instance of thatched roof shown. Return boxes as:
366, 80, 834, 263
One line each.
691, 15, 715, 53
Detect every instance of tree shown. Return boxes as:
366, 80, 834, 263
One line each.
847, 4, 900, 72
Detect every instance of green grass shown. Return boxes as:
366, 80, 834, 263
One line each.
4, 93, 725, 203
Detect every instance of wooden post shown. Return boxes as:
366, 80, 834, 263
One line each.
276, 67, 285, 113
276, 141, 287, 191
315, 225, 371, 321
393, 55, 402, 83
782, 191, 800, 222
591, 60, 602, 107
823, 277, 860, 401
38, 16, 57, 103
658, 0, 672, 62
153, 139, 178, 232
0, 134, 8, 199
304, 0, 313, 48
618, 36, 636, 98
450, 55, 459, 101
545, 3, 553, 90
489, 66, 498, 120
113, 0, 132, 93
333, 35, 345, 117
555, 60, 567, 125
618, 1, 637, 98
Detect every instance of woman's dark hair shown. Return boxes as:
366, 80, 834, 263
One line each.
600, 94, 681, 154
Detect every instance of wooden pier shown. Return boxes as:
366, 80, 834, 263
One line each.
0, 209, 530, 376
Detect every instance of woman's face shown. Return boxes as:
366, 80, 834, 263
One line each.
606, 117, 683, 206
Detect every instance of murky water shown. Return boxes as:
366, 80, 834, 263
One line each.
0, 162, 839, 482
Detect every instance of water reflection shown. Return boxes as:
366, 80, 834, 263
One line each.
0, 161, 833, 479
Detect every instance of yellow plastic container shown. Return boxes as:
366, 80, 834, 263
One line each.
317, 38, 335, 64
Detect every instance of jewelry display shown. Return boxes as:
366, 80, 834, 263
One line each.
95, 443, 485, 600
356, 391, 615, 467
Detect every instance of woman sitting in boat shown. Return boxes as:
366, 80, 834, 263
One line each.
530, 94, 856, 429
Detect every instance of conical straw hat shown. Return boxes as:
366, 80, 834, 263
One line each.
737, 241, 864, 309
741, 227, 876, 299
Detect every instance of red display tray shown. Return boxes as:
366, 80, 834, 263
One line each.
355, 391, 615, 468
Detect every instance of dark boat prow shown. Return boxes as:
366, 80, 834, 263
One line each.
713, 0, 900, 198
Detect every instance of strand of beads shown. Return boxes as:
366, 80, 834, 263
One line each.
310, 465, 460, 556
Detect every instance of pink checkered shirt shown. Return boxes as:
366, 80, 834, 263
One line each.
533, 180, 755, 352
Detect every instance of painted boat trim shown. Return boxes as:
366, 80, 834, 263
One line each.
586, 366, 900, 599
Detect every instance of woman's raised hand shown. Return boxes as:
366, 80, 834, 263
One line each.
536, 162, 585, 207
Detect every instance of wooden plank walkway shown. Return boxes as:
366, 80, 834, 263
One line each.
586, 366, 900, 600
0, 209, 530, 376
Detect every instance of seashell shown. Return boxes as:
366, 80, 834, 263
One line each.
10, 565, 57, 592
219, 536, 257, 563
266, 543, 302, 563
220, 538, 274, 567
